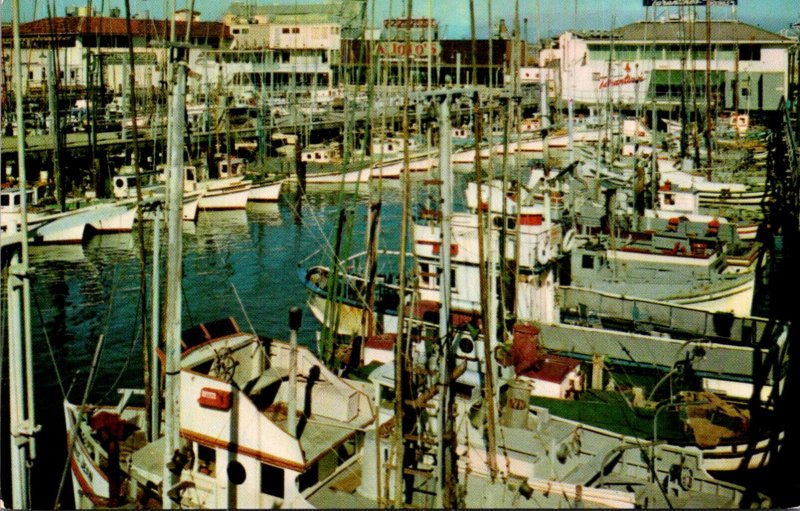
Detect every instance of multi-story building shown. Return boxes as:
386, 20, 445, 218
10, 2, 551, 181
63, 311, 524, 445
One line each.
550, 17, 794, 112
203, 19, 342, 93
0, 7, 228, 100
196, 0, 366, 96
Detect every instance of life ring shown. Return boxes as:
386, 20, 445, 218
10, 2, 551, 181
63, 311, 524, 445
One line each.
562, 228, 577, 253
536, 241, 550, 265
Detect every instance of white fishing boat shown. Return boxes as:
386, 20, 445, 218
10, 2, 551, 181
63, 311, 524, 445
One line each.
371, 135, 420, 159
182, 166, 252, 211
370, 155, 437, 180
303, 165, 372, 185
2, 187, 138, 244
247, 179, 284, 202
568, 229, 756, 316
63, 316, 376, 508
112, 166, 202, 221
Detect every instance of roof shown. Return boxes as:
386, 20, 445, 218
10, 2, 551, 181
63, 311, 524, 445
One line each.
2, 16, 229, 41
227, 1, 363, 23
519, 354, 580, 384
583, 20, 791, 44
227, 0, 365, 37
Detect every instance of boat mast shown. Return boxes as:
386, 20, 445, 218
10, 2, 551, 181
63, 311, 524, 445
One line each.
436, 90, 456, 508
470, 0, 499, 481
44, 0, 64, 211
162, 0, 188, 505
393, 0, 413, 504
7, 1, 40, 508
121, 0, 156, 442
703, 0, 714, 178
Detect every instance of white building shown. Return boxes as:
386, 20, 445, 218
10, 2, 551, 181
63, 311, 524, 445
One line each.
547, 19, 794, 112
0, 8, 229, 98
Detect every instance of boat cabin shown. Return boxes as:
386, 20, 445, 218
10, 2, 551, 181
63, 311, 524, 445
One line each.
300, 144, 341, 163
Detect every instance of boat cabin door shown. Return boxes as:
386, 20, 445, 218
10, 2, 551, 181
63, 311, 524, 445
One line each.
184, 166, 198, 192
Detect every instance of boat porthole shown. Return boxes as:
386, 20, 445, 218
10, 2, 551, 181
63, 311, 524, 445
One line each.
227, 460, 246, 485
458, 336, 474, 354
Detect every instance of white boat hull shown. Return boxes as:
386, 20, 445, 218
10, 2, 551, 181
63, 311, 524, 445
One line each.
248, 180, 283, 202
304, 166, 372, 184
33, 203, 137, 244
668, 276, 755, 317
198, 182, 252, 210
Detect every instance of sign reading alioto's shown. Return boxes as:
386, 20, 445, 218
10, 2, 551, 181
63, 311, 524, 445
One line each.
375, 41, 442, 59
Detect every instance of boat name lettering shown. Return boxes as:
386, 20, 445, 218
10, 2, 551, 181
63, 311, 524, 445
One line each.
78, 454, 93, 484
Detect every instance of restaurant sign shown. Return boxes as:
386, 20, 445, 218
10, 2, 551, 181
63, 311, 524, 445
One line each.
376, 41, 442, 58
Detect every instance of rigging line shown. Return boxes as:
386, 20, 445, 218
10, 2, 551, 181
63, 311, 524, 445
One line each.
0, 273, 5, 500
90, 264, 123, 393
94, 289, 144, 405
30, 285, 67, 399
53, 332, 107, 509
230, 283, 258, 341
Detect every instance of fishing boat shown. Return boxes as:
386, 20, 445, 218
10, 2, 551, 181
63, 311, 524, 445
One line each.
186, 165, 252, 211
2, 187, 138, 244
63, 316, 376, 508
567, 227, 756, 316
112, 166, 202, 221
501, 321, 785, 472
247, 178, 284, 203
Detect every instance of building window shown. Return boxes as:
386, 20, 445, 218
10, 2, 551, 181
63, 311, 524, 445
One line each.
70, 69, 77, 80
282, 27, 290, 34
260, 464, 284, 498
419, 262, 432, 286
581, 255, 594, 270
292, 28, 300, 34
197, 444, 216, 476
233, 28, 240, 34
28, 71, 34, 80
738, 44, 760, 61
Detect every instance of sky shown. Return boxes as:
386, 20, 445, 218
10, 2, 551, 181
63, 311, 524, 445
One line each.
2, 0, 799, 40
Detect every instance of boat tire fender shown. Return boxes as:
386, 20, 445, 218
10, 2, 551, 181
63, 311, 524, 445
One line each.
537, 241, 550, 265
562, 228, 577, 253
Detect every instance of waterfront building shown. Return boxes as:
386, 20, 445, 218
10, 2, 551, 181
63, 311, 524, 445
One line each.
0, 8, 228, 99
547, 17, 794, 112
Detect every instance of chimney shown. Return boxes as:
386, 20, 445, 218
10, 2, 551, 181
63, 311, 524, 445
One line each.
498, 19, 509, 40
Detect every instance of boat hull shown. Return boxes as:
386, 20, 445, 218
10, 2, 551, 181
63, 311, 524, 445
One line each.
198, 182, 251, 210
248, 180, 283, 202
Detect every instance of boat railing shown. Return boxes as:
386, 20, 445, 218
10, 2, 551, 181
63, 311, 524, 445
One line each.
559, 286, 769, 345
